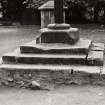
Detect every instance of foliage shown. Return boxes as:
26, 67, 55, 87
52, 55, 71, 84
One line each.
0, 0, 105, 24
65, 0, 105, 23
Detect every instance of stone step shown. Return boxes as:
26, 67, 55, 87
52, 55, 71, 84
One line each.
86, 50, 104, 66
20, 38, 92, 54
102, 66, 105, 74
0, 64, 104, 87
0, 64, 101, 74
2, 52, 87, 65
91, 42, 104, 51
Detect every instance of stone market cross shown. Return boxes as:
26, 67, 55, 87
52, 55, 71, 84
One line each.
0, 0, 104, 89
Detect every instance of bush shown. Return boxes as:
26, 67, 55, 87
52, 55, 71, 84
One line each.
65, 0, 105, 24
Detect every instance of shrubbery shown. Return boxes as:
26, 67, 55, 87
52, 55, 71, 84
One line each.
0, 0, 105, 24
65, 0, 105, 24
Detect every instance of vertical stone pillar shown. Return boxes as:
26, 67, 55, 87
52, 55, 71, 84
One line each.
54, 0, 64, 23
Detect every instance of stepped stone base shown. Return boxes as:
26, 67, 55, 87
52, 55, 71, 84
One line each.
0, 41, 104, 88
2, 38, 104, 66
2, 39, 104, 66
21, 38, 92, 54
0, 23, 104, 88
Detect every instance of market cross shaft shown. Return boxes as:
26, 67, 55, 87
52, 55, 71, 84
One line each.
54, 0, 64, 23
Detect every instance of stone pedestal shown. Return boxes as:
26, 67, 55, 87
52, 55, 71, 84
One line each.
0, 23, 104, 88
37, 24, 79, 45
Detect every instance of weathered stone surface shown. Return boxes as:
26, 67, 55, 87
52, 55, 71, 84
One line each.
2, 56, 16, 64
2, 52, 87, 65
36, 27, 79, 45
102, 67, 105, 74
86, 50, 104, 66
21, 38, 92, 54
0, 64, 101, 74
91, 42, 104, 51
0, 63, 103, 88
48, 23, 70, 30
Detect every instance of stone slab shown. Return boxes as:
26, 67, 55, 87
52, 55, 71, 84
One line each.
20, 38, 92, 54
102, 66, 105, 74
36, 27, 79, 45
86, 50, 104, 66
91, 42, 104, 51
0, 64, 101, 74
2, 52, 87, 65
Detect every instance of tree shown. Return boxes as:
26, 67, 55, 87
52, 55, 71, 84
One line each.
0, 0, 8, 20
65, 0, 105, 24
0, 0, 29, 22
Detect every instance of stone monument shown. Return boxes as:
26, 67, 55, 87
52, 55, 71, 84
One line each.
0, 0, 104, 87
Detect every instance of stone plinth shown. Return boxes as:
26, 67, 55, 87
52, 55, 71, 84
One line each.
1, 40, 104, 66
87, 50, 104, 66
0, 64, 101, 74
36, 24, 79, 45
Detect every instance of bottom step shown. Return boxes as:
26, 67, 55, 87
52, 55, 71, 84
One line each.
0, 64, 102, 74
0, 64, 104, 88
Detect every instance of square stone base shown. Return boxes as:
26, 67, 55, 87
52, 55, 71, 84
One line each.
21, 38, 92, 54
36, 27, 79, 45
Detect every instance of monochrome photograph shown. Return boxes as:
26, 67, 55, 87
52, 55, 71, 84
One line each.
0, 0, 104, 105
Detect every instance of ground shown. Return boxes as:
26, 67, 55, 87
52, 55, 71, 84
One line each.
0, 86, 105, 105
0, 25, 40, 57
0, 24, 105, 105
